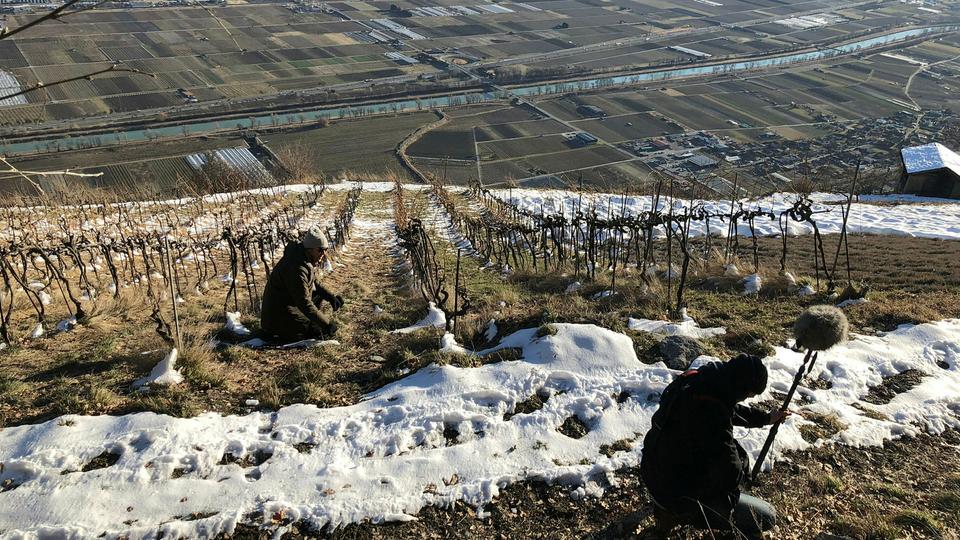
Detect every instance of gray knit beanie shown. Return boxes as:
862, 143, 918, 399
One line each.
302, 226, 330, 249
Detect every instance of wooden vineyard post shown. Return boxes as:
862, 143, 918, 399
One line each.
453, 248, 462, 334
164, 236, 183, 351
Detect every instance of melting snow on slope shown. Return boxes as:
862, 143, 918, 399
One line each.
742, 273, 762, 295
439, 332, 471, 355
627, 308, 726, 339
1, 321, 959, 539
496, 189, 960, 240
133, 349, 183, 389
392, 302, 447, 334
484, 320, 498, 342
224, 312, 252, 337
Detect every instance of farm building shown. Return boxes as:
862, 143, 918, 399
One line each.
577, 105, 606, 118
899, 143, 960, 199
685, 154, 718, 171
576, 132, 599, 145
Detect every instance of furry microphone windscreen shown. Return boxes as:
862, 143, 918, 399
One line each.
794, 305, 849, 351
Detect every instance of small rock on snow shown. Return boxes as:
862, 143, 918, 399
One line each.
658, 335, 709, 370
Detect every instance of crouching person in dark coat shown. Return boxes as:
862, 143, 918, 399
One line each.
260, 226, 344, 341
640, 354, 787, 539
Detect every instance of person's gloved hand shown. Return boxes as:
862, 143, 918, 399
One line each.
332, 295, 345, 311
769, 409, 793, 424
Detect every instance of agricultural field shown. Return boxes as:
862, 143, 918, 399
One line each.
3, 112, 436, 193
0, 0, 951, 131
262, 111, 437, 177
0, 4, 440, 125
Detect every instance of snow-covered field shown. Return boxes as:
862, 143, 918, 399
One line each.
1, 319, 958, 539
494, 189, 960, 240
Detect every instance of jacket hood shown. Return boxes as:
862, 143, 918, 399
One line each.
694, 355, 768, 404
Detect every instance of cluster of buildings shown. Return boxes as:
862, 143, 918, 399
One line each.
622, 131, 726, 175
619, 108, 959, 196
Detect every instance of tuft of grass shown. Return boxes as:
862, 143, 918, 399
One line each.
535, 324, 558, 338
222, 346, 253, 364
301, 382, 344, 407
88, 385, 123, 412
428, 350, 482, 368
50, 385, 86, 416
890, 509, 942, 535
177, 333, 225, 389
809, 473, 845, 495
867, 482, 912, 499
830, 515, 899, 540
799, 412, 846, 443
0, 373, 22, 396
258, 379, 284, 410
49, 382, 123, 416
931, 491, 960, 513
137, 386, 200, 418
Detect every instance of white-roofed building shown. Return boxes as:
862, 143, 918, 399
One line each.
899, 142, 960, 199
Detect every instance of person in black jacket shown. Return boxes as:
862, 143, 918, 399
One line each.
260, 226, 343, 341
640, 354, 788, 539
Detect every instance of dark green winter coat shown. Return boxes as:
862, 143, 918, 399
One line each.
260, 241, 338, 340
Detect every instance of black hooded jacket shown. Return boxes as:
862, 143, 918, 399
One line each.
260, 241, 336, 338
640, 357, 770, 523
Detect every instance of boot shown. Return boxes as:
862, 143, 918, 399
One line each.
653, 505, 680, 535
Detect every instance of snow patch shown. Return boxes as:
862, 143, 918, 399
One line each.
496, 189, 960, 240
742, 273, 762, 295
392, 302, 446, 334
627, 308, 726, 339
484, 320, 498, 342
2, 321, 960, 538
590, 290, 615, 300
837, 297, 869, 308
439, 333, 471, 355
225, 311, 252, 337
134, 349, 183, 388
56, 316, 78, 333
